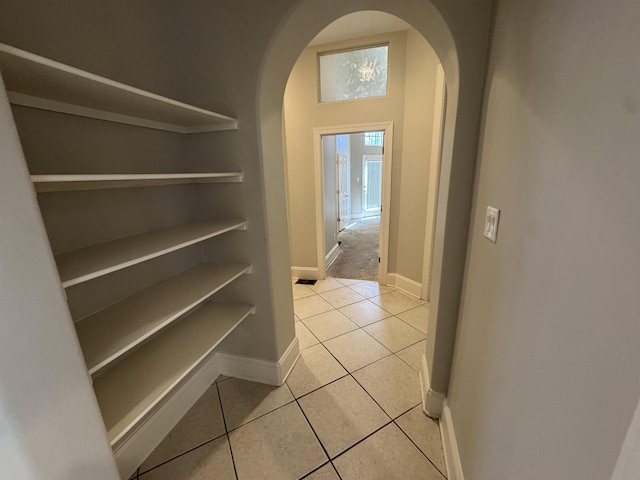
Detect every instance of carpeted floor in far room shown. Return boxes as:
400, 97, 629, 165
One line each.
327, 216, 379, 281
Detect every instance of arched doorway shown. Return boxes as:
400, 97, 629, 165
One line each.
257, 0, 483, 417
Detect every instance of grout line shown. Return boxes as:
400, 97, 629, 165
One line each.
138, 431, 229, 475
294, 396, 332, 464
329, 420, 394, 461
215, 383, 240, 480
347, 369, 394, 420
331, 461, 344, 480
291, 370, 350, 401
139, 384, 230, 475
224, 397, 299, 433
297, 461, 334, 479
393, 416, 448, 479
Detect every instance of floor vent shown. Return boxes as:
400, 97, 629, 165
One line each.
295, 279, 317, 285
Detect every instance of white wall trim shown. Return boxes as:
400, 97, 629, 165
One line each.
421, 64, 446, 301
325, 242, 340, 269
113, 352, 221, 479
387, 272, 423, 298
291, 266, 322, 280
312, 121, 393, 285
419, 353, 445, 417
218, 336, 300, 386
113, 337, 300, 477
440, 399, 464, 480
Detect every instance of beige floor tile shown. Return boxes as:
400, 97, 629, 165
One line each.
304, 462, 341, 479
293, 282, 316, 300
294, 314, 300, 322
298, 376, 390, 458
218, 377, 294, 430
323, 329, 391, 372
332, 277, 361, 286
397, 304, 429, 334
302, 309, 358, 341
338, 300, 392, 327
309, 277, 344, 293
352, 355, 421, 418
319, 286, 366, 308
229, 402, 327, 480
396, 340, 427, 372
140, 384, 225, 472
396, 406, 447, 475
286, 344, 347, 397
363, 317, 426, 352
369, 290, 424, 315
296, 321, 320, 350
347, 280, 395, 298
294, 295, 334, 319
333, 423, 444, 480
140, 435, 235, 480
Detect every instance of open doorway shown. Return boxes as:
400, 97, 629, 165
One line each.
322, 131, 384, 281
310, 122, 394, 285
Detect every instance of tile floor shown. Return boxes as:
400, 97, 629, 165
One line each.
131, 278, 446, 480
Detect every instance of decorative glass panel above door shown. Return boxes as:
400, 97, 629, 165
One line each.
319, 45, 389, 103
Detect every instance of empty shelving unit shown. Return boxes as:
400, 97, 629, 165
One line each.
0, 43, 254, 478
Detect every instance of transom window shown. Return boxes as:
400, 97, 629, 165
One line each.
319, 45, 389, 103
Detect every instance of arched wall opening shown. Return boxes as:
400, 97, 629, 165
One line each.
257, 0, 487, 414
282, 14, 443, 296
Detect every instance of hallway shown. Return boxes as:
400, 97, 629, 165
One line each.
326, 216, 380, 281
131, 278, 444, 479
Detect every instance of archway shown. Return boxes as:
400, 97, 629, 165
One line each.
257, 0, 482, 417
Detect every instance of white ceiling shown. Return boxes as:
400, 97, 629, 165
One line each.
308, 11, 412, 46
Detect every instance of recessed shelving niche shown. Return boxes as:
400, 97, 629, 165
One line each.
0, 42, 253, 477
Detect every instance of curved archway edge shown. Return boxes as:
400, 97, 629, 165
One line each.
257, 0, 492, 407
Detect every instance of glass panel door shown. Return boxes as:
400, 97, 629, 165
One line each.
362, 155, 382, 212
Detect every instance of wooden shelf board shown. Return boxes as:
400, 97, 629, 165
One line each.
31, 172, 243, 192
0, 43, 237, 132
77, 263, 251, 376
92, 302, 255, 447
55, 219, 247, 288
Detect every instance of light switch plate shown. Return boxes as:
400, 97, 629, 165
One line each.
484, 206, 500, 242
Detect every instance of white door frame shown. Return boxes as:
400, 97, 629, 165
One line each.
421, 64, 446, 300
313, 121, 394, 284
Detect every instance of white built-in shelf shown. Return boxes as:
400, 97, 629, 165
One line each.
0, 43, 238, 133
31, 172, 244, 192
76, 263, 251, 376
55, 219, 247, 288
93, 302, 255, 448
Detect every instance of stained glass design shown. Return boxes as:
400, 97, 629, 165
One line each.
319, 45, 389, 102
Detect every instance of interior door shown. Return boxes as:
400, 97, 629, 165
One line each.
337, 153, 350, 231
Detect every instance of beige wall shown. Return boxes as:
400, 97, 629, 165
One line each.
0, 0, 496, 476
283, 29, 439, 283
448, 1, 640, 478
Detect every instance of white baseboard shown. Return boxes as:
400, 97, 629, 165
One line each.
440, 399, 464, 480
218, 336, 300, 386
325, 243, 340, 269
113, 337, 301, 477
291, 266, 321, 280
113, 352, 221, 479
419, 354, 445, 418
387, 273, 423, 298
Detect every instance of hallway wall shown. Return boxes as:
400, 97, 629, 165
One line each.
283, 29, 439, 283
448, 1, 640, 478
0, 0, 493, 477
